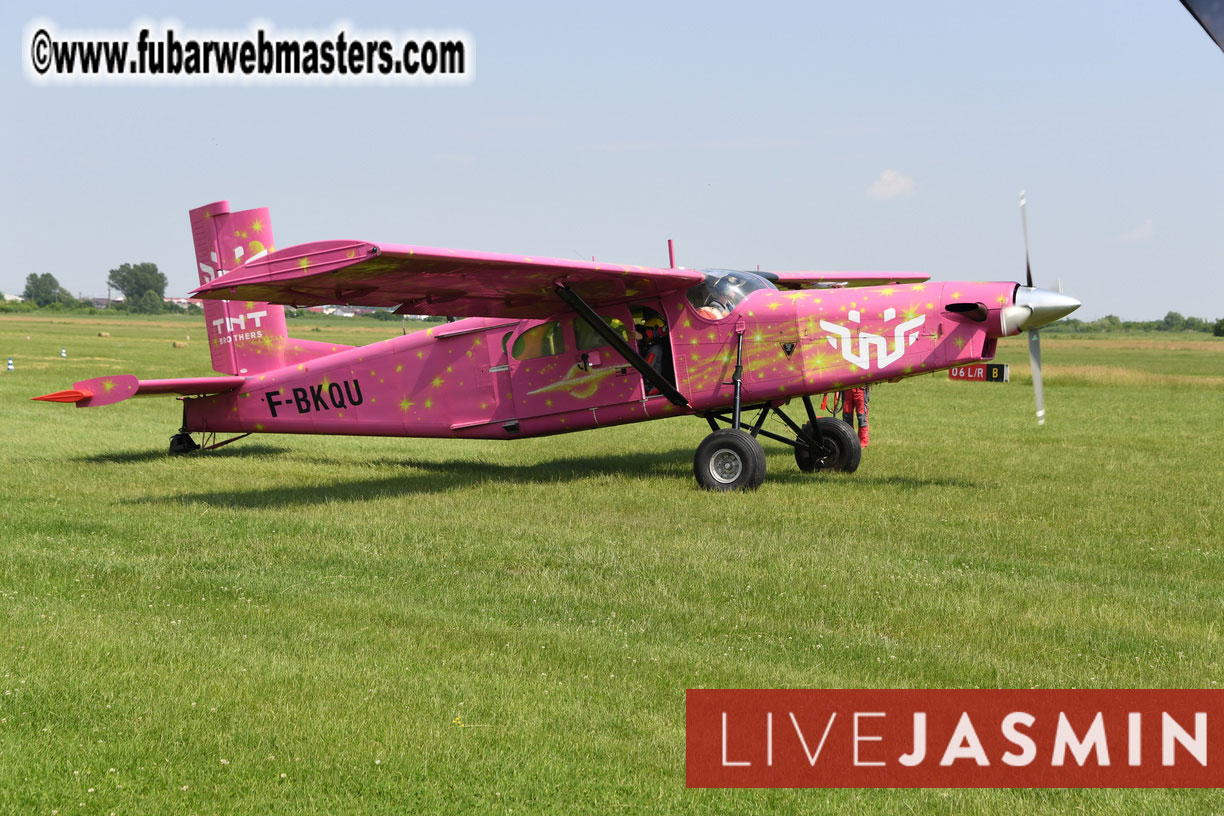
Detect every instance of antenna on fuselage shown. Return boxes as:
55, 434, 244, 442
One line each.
668, 239, 675, 269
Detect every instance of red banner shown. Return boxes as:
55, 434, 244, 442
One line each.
686, 689, 1224, 788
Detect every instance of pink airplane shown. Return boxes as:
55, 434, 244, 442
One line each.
35, 198, 1079, 490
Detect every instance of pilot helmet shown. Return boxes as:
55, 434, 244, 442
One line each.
709, 274, 748, 309
641, 316, 666, 340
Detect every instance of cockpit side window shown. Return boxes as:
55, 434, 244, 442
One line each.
511, 322, 566, 360
685, 270, 775, 320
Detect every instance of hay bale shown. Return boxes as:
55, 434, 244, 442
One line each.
97, 331, 110, 337
172, 341, 189, 349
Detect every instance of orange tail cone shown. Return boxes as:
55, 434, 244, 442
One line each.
31, 389, 92, 403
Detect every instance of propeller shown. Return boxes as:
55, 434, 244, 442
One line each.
999, 194, 1079, 424
1009, 191, 1086, 425
1019, 190, 1045, 425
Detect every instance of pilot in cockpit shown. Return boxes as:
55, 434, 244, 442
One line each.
689, 272, 766, 321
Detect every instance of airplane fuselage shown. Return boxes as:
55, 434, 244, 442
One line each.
182, 279, 1018, 440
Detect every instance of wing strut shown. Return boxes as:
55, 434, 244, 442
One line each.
553, 284, 689, 407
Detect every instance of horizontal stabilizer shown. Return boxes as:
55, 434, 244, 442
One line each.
33, 374, 246, 408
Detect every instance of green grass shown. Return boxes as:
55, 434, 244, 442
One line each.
2, 313, 1223, 814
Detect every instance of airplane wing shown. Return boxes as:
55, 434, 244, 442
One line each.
769, 270, 930, 290
191, 240, 707, 319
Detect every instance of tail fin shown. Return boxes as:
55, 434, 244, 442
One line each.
189, 201, 350, 375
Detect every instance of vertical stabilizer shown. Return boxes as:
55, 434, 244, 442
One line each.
190, 201, 290, 375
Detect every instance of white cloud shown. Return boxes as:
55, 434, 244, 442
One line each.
1119, 219, 1155, 243
867, 169, 915, 200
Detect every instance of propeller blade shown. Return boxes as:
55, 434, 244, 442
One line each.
1029, 328, 1045, 426
1019, 190, 1033, 288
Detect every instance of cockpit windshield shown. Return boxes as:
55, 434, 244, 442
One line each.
685, 270, 776, 320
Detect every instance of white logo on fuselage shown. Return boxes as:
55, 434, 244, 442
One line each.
820, 308, 925, 370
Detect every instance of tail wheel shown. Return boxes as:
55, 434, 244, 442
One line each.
694, 428, 767, 491
794, 417, 861, 474
169, 433, 199, 456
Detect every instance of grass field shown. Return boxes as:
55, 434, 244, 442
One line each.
2, 313, 1222, 814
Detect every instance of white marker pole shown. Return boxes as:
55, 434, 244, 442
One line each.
6, 357, 13, 372
61, 348, 67, 358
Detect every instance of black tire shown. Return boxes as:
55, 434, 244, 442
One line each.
794, 417, 861, 474
169, 433, 199, 456
694, 428, 767, 491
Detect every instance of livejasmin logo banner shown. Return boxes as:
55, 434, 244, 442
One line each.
686, 690, 1222, 788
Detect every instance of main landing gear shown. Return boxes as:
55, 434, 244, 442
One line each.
694, 428, 768, 491
694, 400, 862, 491
692, 327, 860, 491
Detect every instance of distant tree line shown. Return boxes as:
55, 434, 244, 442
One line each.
7, 263, 199, 315
6, 271, 1224, 338
1046, 311, 1224, 337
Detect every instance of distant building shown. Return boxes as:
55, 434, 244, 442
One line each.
306, 305, 357, 317
2, 292, 24, 302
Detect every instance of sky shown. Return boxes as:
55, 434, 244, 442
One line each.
2, 0, 1221, 320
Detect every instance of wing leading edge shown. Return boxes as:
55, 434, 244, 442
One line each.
770, 270, 930, 289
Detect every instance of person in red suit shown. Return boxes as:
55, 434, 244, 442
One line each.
841, 385, 870, 448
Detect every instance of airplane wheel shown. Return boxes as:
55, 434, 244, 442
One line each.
169, 432, 199, 456
794, 418, 860, 474
694, 429, 766, 491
